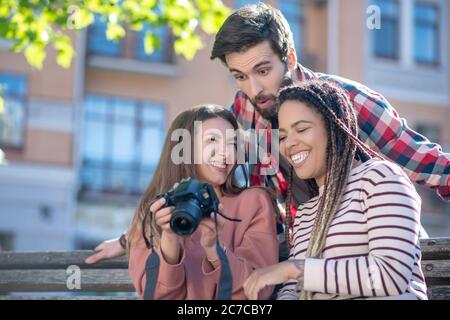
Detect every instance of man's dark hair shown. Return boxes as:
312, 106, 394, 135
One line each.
210, 2, 294, 65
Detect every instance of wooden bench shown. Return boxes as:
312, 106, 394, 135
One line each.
0, 237, 449, 300
0, 250, 135, 300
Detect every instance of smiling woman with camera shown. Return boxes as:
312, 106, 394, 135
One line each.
127, 104, 279, 300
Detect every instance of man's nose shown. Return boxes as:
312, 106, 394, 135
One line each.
249, 77, 262, 97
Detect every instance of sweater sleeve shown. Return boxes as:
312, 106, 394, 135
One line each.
128, 239, 188, 300
230, 189, 279, 299
303, 166, 422, 297
152, 245, 188, 300
349, 79, 449, 200
324, 74, 449, 200
204, 189, 279, 300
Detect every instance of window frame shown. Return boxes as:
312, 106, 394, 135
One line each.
278, 0, 305, 59
373, 0, 401, 60
86, 15, 124, 57
0, 73, 28, 150
134, 25, 175, 64
365, 0, 448, 106
414, 1, 440, 66
80, 94, 166, 196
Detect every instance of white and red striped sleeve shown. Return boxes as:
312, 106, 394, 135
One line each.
303, 164, 422, 297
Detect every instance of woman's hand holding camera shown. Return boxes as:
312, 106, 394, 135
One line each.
151, 197, 183, 265
198, 204, 224, 270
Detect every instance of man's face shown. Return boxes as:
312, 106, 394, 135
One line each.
225, 41, 290, 121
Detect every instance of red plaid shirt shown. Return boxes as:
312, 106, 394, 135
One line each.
231, 64, 450, 224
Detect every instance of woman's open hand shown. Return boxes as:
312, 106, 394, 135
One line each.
243, 260, 304, 300
84, 238, 125, 264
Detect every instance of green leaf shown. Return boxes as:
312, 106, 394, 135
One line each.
141, 0, 158, 9
24, 43, 46, 69
106, 22, 125, 41
200, 13, 219, 34
70, 8, 94, 30
1, 0, 232, 68
144, 30, 161, 55
174, 32, 203, 61
164, 0, 198, 22
130, 22, 144, 31
0, 4, 11, 18
54, 34, 74, 68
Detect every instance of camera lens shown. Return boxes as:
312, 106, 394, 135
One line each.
170, 200, 203, 236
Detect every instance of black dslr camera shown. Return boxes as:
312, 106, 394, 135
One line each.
161, 178, 220, 236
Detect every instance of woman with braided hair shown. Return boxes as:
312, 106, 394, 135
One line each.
243, 80, 427, 300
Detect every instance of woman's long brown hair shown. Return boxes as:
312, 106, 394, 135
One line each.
126, 104, 247, 252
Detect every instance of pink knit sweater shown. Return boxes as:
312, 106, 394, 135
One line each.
128, 187, 279, 300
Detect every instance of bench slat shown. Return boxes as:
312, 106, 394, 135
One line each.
420, 238, 450, 260
1, 261, 448, 292
0, 269, 134, 292
0, 251, 128, 270
427, 286, 450, 300
421, 260, 450, 286
0, 238, 447, 270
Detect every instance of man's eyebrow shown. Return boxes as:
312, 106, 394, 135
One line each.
279, 120, 313, 132
228, 60, 272, 74
253, 60, 272, 70
229, 67, 243, 74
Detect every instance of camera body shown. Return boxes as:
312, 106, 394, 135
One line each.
161, 178, 220, 236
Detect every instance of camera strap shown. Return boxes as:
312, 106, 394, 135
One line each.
142, 198, 233, 300
215, 241, 232, 300
143, 243, 232, 300
143, 250, 160, 300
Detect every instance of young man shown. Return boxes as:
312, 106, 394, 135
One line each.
210, 3, 449, 204
85, 3, 449, 264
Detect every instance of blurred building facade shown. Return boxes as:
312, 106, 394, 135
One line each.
0, 0, 449, 251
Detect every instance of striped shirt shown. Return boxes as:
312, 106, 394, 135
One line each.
277, 159, 428, 300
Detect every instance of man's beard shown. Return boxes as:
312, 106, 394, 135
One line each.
249, 74, 294, 123
250, 96, 278, 122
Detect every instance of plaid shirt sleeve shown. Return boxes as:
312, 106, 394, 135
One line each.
323, 74, 450, 200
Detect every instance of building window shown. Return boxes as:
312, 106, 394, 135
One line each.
373, 0, 400, 59
414, 2, 439, 65
0, 73, 27, 148
279, 0, 304, 58
87, 15, 123, 57
81, 95, 165, 195
135, 25, 172, 64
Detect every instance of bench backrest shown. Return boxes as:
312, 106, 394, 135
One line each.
0, 250, 134, 299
